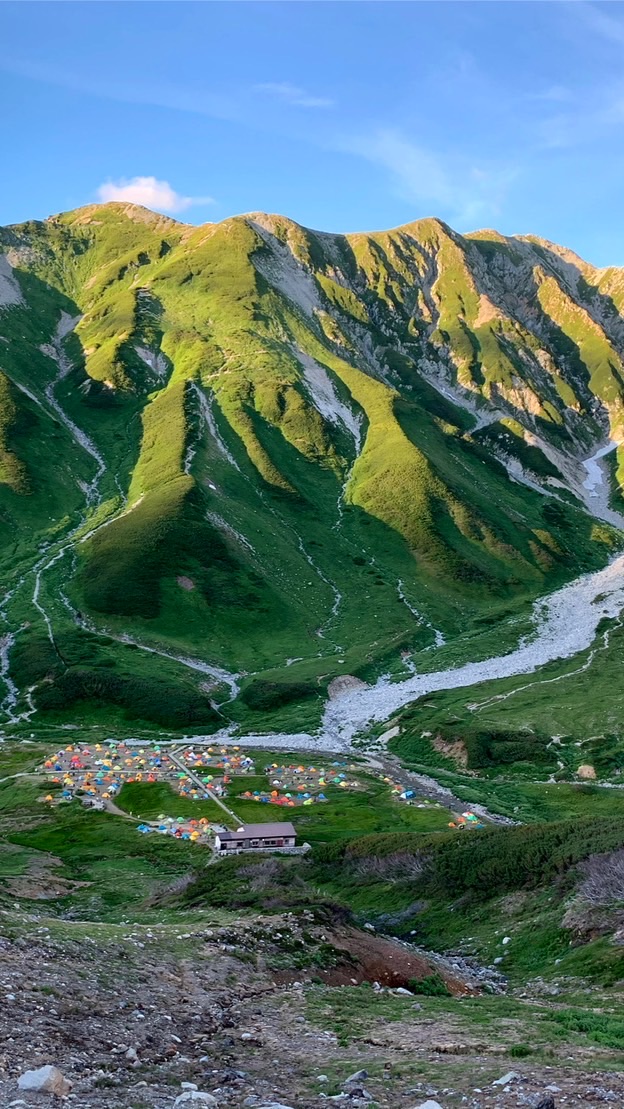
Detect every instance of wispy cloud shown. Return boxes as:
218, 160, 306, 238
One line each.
0, 57, 240, 121
535, 80, 624, 150
255, 81, 333, 109
574, 1, 624, 47
96, 176, 214, 214
525, 85, 573, 104
343, 129, 515, 227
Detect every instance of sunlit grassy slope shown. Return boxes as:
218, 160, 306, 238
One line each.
1, 203, 624, 729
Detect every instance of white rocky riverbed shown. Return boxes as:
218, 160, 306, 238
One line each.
216, 549, 624, 753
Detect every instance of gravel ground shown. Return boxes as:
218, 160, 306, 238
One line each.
0, 914, 622, 1109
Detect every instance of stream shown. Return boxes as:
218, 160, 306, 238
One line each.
580, 439, 624, 529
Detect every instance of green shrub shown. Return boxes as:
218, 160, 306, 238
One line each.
240, 679, 318, 711
9, 631, 61, 686
436, 725, 553, 769
509, 1044, 534, 1058
35, 668, 219, 728
408, 973, 450, 996
325, 818, 624, 903
422, 818, 624, 898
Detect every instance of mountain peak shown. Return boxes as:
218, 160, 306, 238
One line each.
48, 201, 189, 230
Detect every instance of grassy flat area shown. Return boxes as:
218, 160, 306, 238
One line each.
118, 767, 452, 844
0, 744, 452, 920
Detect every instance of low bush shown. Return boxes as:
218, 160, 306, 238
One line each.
509, 1044, 534, 1058
316, 818, 624, 903
408, 973, 450, 997
434, 724, 552, 769
35, 668, 219, 728
240, 679, 318, 711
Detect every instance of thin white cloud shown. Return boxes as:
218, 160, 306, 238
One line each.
344, 129, 515, 227
96, 176, 214, 214
525, 85, 573, 104
535, 79, 624, 150
0, 57, 241, 122
574, 2, 624, 47
255, 81, 333, 109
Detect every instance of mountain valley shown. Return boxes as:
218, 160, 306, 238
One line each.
2, 205, 624, 1108
2, 203, 624, 743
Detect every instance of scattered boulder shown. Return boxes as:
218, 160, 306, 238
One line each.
577, 764, 597, 780
328, 675, 369, 700
534, 1098, 556, 1109
345, 1070, 368, 1084
17, 1066, 71, 1097
410, 1101, 445, 1109
493, 1071, 520, 1086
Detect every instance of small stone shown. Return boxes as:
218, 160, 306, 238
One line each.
533, 1098, 555, 1109
410, 1101, 444, 1109
125, 1046, 138, 1062
501, 936, 511, 945
18, 1066, 72, 1097
181, 1083, 199, 1090
318, 1075, 329, 1083
394, 986, 412, 995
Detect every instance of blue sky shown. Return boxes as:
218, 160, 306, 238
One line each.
3, 1, 624, 264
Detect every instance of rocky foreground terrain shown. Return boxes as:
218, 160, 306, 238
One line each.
0, 911, 622, 1109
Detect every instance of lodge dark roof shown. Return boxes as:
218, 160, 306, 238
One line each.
218, 822, 296, 842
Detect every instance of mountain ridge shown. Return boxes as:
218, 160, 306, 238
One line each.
1, 202, 624, 734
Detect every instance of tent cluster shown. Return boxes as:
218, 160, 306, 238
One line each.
379, 773, 438, 806
136, 816, 214, 842
41, 742, 171, 804
43, 742, 170, 805
263, 761, 362, 794
179, 746, 255, 774
448, 811, 485, 830
40, 741, 250, 807
239, 789, 327, 807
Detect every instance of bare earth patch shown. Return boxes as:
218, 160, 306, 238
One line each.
432, 734, 469, 768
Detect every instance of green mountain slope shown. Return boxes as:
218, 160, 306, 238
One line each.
1, 203, 623, 732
